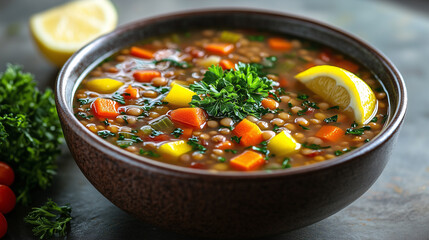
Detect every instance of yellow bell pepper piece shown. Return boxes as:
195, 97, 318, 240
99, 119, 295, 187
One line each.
163, 83, 197, 107
158, 140, 192, 160
85, 78, 124, 94
267, 130, 301, 157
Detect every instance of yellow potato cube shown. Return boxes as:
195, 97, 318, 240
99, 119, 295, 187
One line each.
85, 78, 124, 94
163, 83, 197, 107
158, 140, 192, 160
267, 131, 301, 157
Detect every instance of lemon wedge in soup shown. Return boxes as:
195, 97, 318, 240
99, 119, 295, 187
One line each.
29, 0, 117, 67
295, 65, 377, 125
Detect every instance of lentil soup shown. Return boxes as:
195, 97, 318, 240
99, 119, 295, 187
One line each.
73, 29, 388, 171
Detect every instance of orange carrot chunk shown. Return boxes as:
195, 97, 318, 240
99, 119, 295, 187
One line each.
215, 140, 234, 150
261, 98, 279, 110
130, 46, 154, 59
219, 59, 235, 70
230, 150, 265, 171
335, 59, 359, 73
122, 85, 139, 99
232, 118, 263, 147
315, 125, 345, 142
133, 70, 161, 82
204, 43, 235, 55
180, 128, 193, 139
91, 98, 120, 119
268, 37, 292, 51
170, 108, 207, 129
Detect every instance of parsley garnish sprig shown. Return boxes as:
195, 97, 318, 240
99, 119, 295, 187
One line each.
189, 63, 274, 120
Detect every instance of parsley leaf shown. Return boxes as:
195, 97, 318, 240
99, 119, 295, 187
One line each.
231, 136, 242, 144
97, 130, 116, 139
111, 92, 125, 104
282, 157, 291, 169
327, 105, 340, 110
302, 143, 330, 150
0, 65, 63, 205
346, 126, 371, 135
324, 115, 338, 123
140, 148, 160, 157
189, 63, 274, 120
24, 198, 72, 239
171, 128, 183, 138
187, 137, 207, 152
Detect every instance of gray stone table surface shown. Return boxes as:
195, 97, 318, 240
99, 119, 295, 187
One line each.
1, 0, 429, 239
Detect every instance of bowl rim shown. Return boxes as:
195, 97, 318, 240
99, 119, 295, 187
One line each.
57, 8, 407, 179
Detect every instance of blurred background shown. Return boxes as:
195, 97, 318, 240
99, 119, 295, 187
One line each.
1, 0, 428, 239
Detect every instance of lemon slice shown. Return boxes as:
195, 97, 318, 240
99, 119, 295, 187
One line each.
29, 0, 117, 67
295, 65, 377, 125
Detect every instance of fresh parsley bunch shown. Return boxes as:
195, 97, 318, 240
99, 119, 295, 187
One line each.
0, 64, 63, 205
189, 63, 274, 120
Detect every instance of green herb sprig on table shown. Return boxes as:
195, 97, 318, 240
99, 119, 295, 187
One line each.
0, 64, 63, 205
189, 63, 274, 120
24, 199, 72, 239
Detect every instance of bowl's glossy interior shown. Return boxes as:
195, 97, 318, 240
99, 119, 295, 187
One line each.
56, 9, 407, 238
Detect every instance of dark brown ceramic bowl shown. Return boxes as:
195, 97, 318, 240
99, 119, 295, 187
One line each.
56, 9, 407, 239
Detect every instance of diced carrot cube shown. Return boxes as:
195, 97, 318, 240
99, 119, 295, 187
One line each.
204, 43, 235, 55
133, 70, 161, 82
130, 46, 154, 59
268, 37, 292, 51
91, 98, 120, 119
230, 150, 265, 171
232, 118, 263, 147
122, 85, 139, 99
219, 59, 235, 70
170, 108, 207, 129
315, 125, 345, 142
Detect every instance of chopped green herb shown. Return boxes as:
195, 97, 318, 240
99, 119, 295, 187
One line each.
131, 129, 138, 133
288, 102, 293, 108
297, 93, 309, 100
111, 92, 125, 104
273, 124, 280, 133
324, 115, 338, 123
370, 117, 378, 123
150, 129, 163, 137
97, 130, 115, 139
139, 148, 160, 157
122, 116, 128, 124
24, 199, 72, 239
277, 88, 286, 96
218, 157, 226, 162
302, 143, 330, 150
102, 119, 110, 126
351, 122, 358, 128
131, 135, 143, 143
171, 128, 184, 138
77, 98, 92, 105
299, 124, 310, 130
281, 157, 291, 169
302, 100, 319, 109
189, 63, 274, 120
224, 149, 238, 154
334, 147, 357, 156
153, 59, 190, 69
187, 137, 207, 152
346, 126, 371, 135
297, 108, 308, 116
364, 138, 370, 143
231, 136, 242, 144
75, 112, 93, 120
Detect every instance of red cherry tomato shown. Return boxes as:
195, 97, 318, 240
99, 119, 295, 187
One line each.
0, 212, 7, 238
0, 185, 16, 214
0, 162, 14, 186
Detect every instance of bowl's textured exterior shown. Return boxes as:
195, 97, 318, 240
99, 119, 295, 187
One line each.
56, 10, 407, 239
